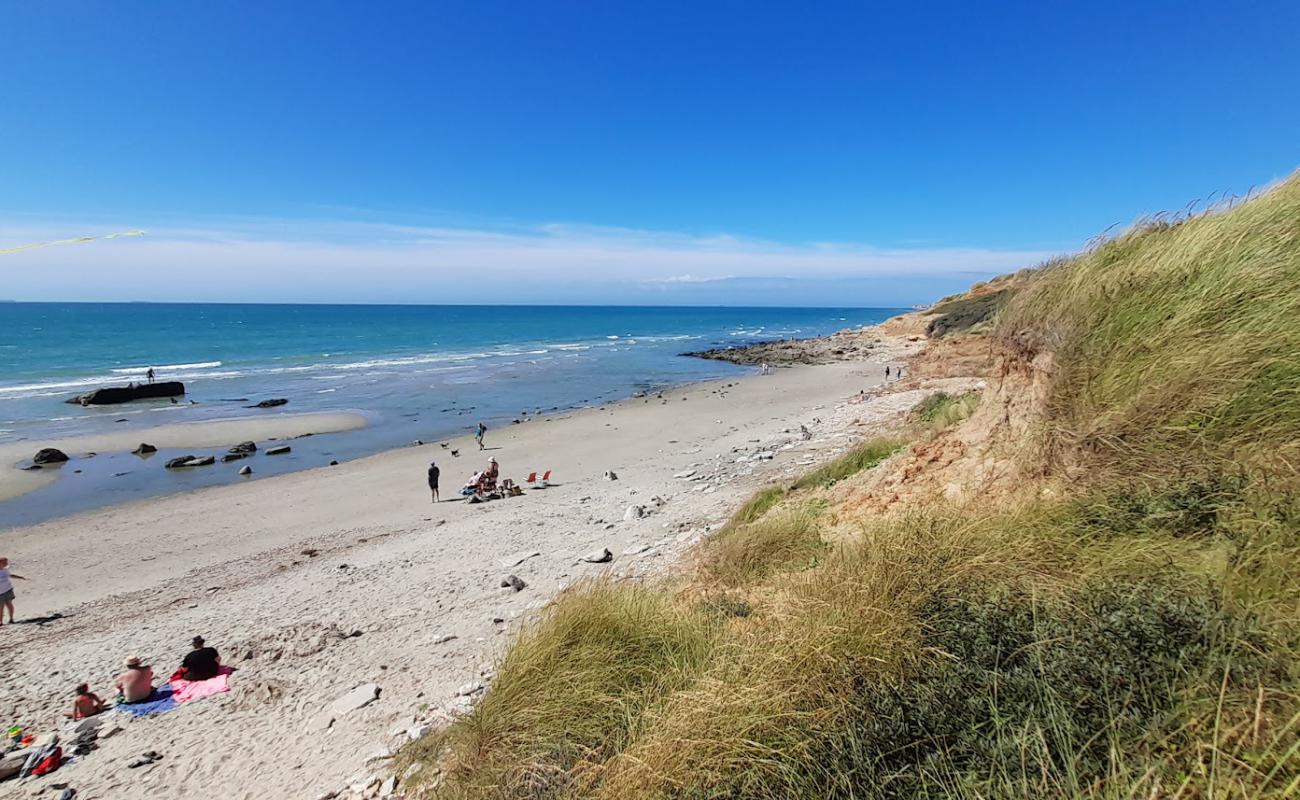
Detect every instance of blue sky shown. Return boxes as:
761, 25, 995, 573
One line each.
2, 1, 1298, 305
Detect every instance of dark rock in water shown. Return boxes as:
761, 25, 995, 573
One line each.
248, 398, 288, 409
329, 460, 339, 466
33, 448, 70, 465
221, 452, 250, 462
165, 455, 198, 469
68, 381, 185, 405
133, 443, 157, 455
238, 465, 253, 476
265, 445, 292, 455
228, 441, 257, 455
184, 456, 216, 467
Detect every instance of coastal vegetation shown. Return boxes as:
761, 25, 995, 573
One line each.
401, 175, 1300, 797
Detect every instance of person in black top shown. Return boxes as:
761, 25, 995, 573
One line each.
428, 461, 440, 502
181, 635, 221, 681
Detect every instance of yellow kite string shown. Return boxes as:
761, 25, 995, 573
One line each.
0, 229, 145, 255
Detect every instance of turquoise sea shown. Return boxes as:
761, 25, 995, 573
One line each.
0, 303, 902, 525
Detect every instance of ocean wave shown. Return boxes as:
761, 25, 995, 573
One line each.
110, 361, 223, 374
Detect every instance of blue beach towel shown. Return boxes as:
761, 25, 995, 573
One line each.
115, 685, 177, 717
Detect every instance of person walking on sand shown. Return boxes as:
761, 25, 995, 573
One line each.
885, 365, 891, 379
427, 460, 441, 502
0, 558, 28, 626
475, 421, 487, 451
146, 367, 155, 384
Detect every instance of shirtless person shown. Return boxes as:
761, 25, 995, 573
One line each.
113, 657, 155, 703
65, 684, 106, 719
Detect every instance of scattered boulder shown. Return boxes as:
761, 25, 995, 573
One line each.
265, 445, 292, 456
165, 455, 199, 469
603, 470, 619, 481
132, 443, 157, 455
33, 448, 69, 465
500, 575, 527, 592
624, 504, 645, 521
184, 456, 216, 467
581, 548, 613, 564
330, 683, 381, 716
239, 465, 253, 476
228, 441, 257, 455
221, 452, 250, 462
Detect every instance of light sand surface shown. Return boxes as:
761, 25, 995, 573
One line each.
0, 412, 367, 502
0, 346, 926, 799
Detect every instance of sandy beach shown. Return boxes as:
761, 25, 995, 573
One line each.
0, 336, 924, 799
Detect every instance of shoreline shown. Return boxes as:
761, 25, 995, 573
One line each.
0, 411, 368, 505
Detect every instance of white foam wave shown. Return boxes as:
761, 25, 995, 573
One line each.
110, 361, 223, 374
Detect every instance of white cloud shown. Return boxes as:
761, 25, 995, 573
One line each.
0, 215, 1062, 304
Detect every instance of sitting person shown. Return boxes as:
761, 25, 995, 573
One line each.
113, 656, 155, 703
180, 635, 221, 681
65, 683, 105, 719
462, 470, 484, 495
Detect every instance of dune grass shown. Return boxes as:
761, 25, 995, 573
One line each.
399, 581, 717, 798
790, 436, 904, 490
405, 176, 1300, 798
913, 391, 980, 431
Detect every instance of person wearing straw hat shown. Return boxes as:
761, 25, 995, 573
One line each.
113, 656, 155, 703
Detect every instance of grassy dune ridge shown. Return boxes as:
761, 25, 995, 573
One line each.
401, 175, 1300, 798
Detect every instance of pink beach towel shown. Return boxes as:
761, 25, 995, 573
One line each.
170, 666, 233, 703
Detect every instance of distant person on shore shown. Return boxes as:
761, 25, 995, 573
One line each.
65, 684, 106, 720
180, 636, 221, 681
485, 456, 499, 485
146, 367, 155, 384
760, 362, 771, 375
113, 657, 155, 703
428, 461, 441, 502
475, 422, 487, 450
0, 557, 28, 626
885, 365, 891, 379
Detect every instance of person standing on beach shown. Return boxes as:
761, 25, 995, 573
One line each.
475, 422, 487, 451
885, 365, 891, 379
146, 367, 155, 384
0, 558, 28, 626
427, 460, 441, 502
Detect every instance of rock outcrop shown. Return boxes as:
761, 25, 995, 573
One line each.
32, 448, 70, 465
67, 381, 185, 405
